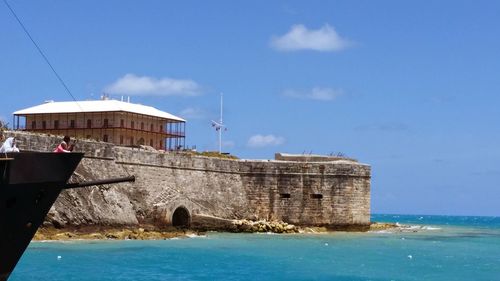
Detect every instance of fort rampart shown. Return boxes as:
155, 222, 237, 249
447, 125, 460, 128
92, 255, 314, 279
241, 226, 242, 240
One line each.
7, 131, 371, 229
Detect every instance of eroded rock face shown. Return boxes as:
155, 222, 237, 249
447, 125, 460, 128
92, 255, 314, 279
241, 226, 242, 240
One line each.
10, 131, 371, 229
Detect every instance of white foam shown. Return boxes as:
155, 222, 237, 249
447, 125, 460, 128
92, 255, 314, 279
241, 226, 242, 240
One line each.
399, 225, 441, 231
369, 230, 392, 234
186, 233, 207, 238
422, 226, 442, 230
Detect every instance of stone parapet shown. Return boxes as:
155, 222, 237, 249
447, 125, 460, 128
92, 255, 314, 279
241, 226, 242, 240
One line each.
4, 131, 371, 229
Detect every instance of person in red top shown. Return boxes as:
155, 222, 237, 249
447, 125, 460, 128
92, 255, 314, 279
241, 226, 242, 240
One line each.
54, 136, 74, 153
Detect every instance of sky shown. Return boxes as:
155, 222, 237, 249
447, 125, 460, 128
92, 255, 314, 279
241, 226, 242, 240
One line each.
1, 0, 499, 216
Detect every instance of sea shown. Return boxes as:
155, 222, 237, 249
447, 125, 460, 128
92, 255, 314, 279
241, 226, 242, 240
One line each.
10, 215, 500, 281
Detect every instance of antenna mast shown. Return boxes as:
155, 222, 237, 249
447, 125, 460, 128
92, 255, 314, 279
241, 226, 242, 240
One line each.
211, 93, 227, 154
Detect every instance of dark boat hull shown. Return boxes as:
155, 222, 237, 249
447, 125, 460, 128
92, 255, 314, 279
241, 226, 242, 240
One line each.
0, 152, 83, 281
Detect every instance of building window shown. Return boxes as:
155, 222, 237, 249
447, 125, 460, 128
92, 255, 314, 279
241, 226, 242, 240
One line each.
70, 120, 75, 128
120, 135, 124, 144
159, 125, 163, 132
150, 124, 154, 131
54, 120, 59, 129
87, 119, 92, 129
141, 122, 144, 130
280, 193, 291, 199
42, 121, 46, 129
103, 134, 108, 142
150, 139, 153, 147
160, 140, 163, 149
130, 136, 134, 145
131, 121, 135, 129
31, 121, 36, 129
103, 119, 109, 128
120, 119, 124, 127
310, 194, 323, 199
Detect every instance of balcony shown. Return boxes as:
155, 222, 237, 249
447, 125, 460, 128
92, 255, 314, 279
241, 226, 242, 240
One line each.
19, 123, 185, 137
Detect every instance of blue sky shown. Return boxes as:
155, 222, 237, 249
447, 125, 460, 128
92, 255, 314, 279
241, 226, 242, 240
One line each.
1, 1, 499, 216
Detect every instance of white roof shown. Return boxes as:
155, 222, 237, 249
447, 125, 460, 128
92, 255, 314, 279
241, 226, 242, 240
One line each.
13, 100, 186, 122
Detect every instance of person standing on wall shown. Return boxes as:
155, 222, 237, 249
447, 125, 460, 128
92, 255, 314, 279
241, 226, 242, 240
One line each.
54, 135, 74, 153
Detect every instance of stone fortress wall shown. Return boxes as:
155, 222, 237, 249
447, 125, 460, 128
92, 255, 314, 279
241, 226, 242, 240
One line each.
7, 131, 371, 229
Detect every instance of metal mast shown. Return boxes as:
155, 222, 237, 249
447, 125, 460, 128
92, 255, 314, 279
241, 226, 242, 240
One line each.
211, 93, 226, 154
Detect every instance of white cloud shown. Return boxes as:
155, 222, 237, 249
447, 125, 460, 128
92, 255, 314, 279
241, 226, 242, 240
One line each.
179, 107, 206, 119
271, 24, 351, 52
247, 134, 285, 148
104, 74, 202, 96
283, 87, 343, 101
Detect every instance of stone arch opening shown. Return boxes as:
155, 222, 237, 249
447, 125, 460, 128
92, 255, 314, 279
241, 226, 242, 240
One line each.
172, 206, 190, 228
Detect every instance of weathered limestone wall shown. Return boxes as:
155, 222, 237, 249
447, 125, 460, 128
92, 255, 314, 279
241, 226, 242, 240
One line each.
7, 131, 371, 228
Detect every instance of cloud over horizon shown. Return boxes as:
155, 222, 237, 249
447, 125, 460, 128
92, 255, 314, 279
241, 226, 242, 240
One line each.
283, 87, 343, 101
104, 74, 202, 96
270, 24, 352, 52
247, 134, 285, 148
179, 107, 207, 119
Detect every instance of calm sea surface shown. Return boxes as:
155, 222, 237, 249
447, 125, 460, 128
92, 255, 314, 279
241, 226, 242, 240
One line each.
10, 215, 500, 281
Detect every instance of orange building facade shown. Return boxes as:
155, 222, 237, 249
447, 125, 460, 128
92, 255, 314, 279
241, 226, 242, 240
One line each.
13, 100, 185, 150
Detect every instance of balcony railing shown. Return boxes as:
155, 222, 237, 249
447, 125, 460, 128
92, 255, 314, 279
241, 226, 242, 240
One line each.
19, 124, 185, 137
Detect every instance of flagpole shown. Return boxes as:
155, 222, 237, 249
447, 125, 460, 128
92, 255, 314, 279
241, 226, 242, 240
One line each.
219, 93, 223, 153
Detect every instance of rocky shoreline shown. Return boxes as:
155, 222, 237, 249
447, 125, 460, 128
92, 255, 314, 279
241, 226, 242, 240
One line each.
33, 226, 192, 241
32, 221, 400, 241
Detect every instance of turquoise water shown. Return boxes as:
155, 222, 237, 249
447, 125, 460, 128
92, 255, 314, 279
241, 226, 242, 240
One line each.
10, 215, 500, 281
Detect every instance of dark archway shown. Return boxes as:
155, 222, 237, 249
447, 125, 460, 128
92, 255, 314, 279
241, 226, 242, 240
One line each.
172, 207, 190, 228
